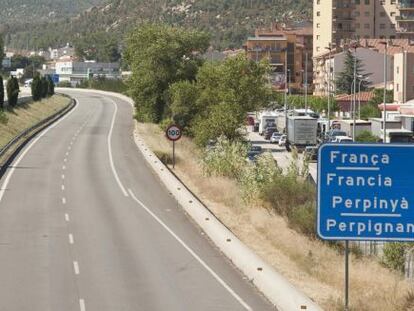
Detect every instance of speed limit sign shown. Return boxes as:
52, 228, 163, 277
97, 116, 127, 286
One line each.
166, 125, 182, 142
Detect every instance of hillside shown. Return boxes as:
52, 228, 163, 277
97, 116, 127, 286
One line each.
2, 0, 312, 50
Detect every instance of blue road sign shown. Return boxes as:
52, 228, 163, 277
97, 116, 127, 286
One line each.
52, 74, 60, 85
318, 143, 414, 241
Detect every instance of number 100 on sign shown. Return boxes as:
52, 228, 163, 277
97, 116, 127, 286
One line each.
166, 125, 182, 141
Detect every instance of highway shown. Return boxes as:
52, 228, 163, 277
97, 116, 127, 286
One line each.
0, 90, 274, 311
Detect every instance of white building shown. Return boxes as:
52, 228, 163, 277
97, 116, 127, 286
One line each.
55, 60, 121, 85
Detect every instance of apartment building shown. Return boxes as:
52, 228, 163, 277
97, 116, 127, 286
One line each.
245, 24, 313, 91
313, 0, 414, 58
394, 51, 414, 103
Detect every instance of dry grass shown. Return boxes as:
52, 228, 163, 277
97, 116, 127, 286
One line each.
136, 121, 413, 311
0, 95, 69, 148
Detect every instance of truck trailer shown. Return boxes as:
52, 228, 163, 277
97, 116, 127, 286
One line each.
286, 116, 318, 151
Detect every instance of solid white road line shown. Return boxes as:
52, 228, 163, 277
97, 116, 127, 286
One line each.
73, 261, 80, 275
65, 213, 70, 222
79, 299, 86, 311
0, 100, 78, 203
69, 234, 74, 244
127, 189, 252, 311
107, 99, 128, 197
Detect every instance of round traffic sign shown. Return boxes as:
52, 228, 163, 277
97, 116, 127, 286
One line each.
166, 124, 182, 141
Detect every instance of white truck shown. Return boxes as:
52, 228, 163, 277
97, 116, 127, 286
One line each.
258, 111, 279, 135
286, 116, 318, 151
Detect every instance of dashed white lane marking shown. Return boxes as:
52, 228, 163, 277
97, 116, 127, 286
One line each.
66, 152, 69, 156
61, 174, 65, 180
127, 189, 252, 311
64, 158, 67, 162
79, 299, 86, 311
107, 99, 128, 197
62, 197, 66, 205
62, 165, 66, 170
0, 99, 78, 203
68, 234, 74, 244
61, 185, 65, 191
73, 261, 80, 275
65, 213, 70, 222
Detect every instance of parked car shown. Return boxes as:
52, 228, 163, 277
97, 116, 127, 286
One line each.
278, 135, 287, 147
304, 146, 318, 162
270, 132, 283, 144
264, 127, 278, 140
324, 130, 348, 142
331, 136, 353, 143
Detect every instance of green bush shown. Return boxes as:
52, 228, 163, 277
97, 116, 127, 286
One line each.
288, 202, 316, 237
154, 150, 174, 165
202, 136, 248, 179
6, 76, 19, 107
57, 81, 72, 88
356, 130, 379, 143
0, 109, 8, 124
382, 242, 407, 273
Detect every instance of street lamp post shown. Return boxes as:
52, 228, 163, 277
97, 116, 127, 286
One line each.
352, 46, 357, 142
304, 52, 308, 115
284, 48, 288, 134
380, 40, 389, 143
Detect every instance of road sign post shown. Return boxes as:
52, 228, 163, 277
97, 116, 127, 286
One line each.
166, 125, 182, 169
318, 143, 414, 310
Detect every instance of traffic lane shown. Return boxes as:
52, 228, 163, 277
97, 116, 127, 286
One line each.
0, 95, 95, 311
105, 94, 275, 310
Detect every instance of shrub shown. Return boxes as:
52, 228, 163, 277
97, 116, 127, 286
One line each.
239, 152, 282, 202
0, 76, 4, 108
47, 75, 55, 96
382, 242, 407, 273
261, 175, 315, 216
288, 202, 316, 237
202, 136, 248, 179
31, 74, 42, 101
57, 81, 72, 88
154, 150, 174, 165
6, 77, 19, 106
356, 130, 379, 143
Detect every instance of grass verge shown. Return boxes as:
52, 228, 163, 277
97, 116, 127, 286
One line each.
0, 95, 70, 161
136, 121, 412, 311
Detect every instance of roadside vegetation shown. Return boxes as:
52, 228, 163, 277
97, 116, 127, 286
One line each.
0, 95, 69, 153
126, 23, 413, 310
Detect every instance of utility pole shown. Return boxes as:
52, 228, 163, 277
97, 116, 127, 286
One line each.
284, 48, 288, 134
304, 52, 308, 115
380, 40, 388, 143
352, 45, 357, 142
325, 43, 334, 132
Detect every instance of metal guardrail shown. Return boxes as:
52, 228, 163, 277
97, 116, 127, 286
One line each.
0, 95, 76, 162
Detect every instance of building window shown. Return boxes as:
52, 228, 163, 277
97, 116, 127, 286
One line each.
316, 47, 320, 52
355, 0, 360, 4
354, 11, 360, 17
365, 11, 370, 16
356, 23, 360, 28
317, 35, 320, 40
364, 23, 370, 29
317, 0, 320, 4
380, 23, 386, 29
365, 0, 370, 4
317, 23, 320, 28
390, 23, 395, 29
397, 66, 399, 74
397, 83, 399, 92
391, 12, 395, 17
317, 11, 320, 16
380, 0, 385, 4
391, 0, 395, 4
380, 12, 386, 17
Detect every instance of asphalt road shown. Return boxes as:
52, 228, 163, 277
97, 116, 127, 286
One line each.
0, 90, 275, 311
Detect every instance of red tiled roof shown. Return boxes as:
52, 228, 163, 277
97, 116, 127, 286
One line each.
335, 91, 374, 102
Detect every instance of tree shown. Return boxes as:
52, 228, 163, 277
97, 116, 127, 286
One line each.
6, 77, 19, 107
47, 75, 55, 96
125, 23, 210, 122
0, 76, 4, 108
31, 74, 42, 101
0, 35, 4, 71
169, 81, 200, 130
335, 50, 371, 95
382, 243, 408, 273
356, 130, 379, 142
40, 76, 49, 98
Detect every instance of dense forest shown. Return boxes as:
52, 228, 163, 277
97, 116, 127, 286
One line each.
1, 0, 311, 51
